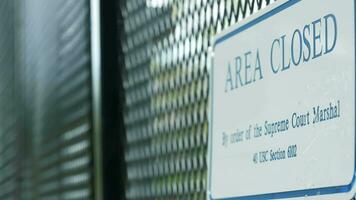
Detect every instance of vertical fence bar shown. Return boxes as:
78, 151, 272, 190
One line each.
90, 0, 103, 199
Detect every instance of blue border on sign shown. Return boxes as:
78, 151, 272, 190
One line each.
209, 0, 356, 199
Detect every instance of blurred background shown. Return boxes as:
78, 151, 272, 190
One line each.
0, 0, 275, 199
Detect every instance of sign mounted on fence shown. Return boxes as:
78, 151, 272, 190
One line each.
208, 0, 356, 199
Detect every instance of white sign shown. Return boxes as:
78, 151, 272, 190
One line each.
208, 0, 356, 199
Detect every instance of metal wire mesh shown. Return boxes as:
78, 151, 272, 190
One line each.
0, 0, 94, 199
0, 1, 20, 198
120, 0, 276, 199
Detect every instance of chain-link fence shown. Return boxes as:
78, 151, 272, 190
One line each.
119, 0, 276, 199
0, 0, 94, 199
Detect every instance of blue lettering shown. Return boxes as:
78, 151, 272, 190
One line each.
324, 13, 337, 54
254, 50, 263, 81
312, 18, 323, 59
270, 39, 280, 74
235, 56, 244, 88
225, 63, 233, 92
303, 24, 311, 62
291, 29, 302, 66
281, 35, 291, 71
245, 51, 252, 85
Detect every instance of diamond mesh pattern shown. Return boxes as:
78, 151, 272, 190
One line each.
0, 1, 94, 199
120, 0, 276, 199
